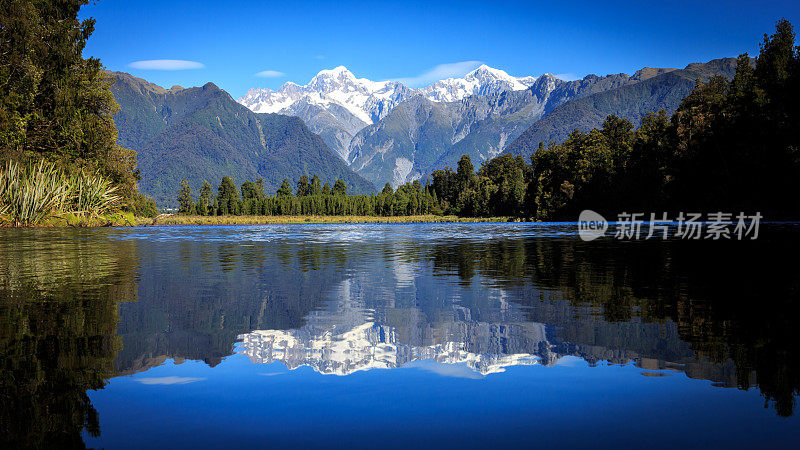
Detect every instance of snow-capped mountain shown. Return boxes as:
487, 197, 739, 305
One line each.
237, 65, 538, 161
239, 64, 535, 122
418, 64, 537, 102
240, 66, 415, 126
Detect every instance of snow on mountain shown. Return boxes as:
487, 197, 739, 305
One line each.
239, 66, 414, 126
237, 65, 539, 163
239, 64, 538, 121
419, 64, 537, 102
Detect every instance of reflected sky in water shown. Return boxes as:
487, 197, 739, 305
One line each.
1, 223, 799, 448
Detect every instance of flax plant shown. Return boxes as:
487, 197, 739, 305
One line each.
0, 160, 121, 226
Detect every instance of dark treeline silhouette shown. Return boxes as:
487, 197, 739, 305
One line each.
523, 19, 799, 219
177, 174, 442, 216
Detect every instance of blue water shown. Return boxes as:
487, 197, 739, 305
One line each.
1, 223, 798, 448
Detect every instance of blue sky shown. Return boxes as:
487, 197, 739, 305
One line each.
81, 0, 800, 98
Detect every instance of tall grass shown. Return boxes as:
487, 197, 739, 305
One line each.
66, 171, 120, 218
0, 160, 121, 226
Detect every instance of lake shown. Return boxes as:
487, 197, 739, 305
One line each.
1, 223, 799, 448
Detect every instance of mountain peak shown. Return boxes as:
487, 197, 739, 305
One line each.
468, 64, 506, 77
315, 65, 354, 78
418, 64, 536, 102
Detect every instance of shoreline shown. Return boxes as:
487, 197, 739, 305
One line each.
149, 214, 513, 226
2, 214, 514, 228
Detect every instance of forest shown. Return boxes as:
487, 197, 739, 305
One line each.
178, 20, 798, 220
0, 0, 156, 225
524, 19, 799, 220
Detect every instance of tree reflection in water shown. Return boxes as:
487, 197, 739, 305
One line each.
0, 224, 798, 449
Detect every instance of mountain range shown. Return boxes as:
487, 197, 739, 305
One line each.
503, 58, 740, 157
109, 71, 375, 206
238, 64, 537, 162
237, 60, 738, 188
108, 58, 740, 204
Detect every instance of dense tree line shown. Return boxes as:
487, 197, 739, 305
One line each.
527, 19, 799, 219
177, 175, 442, 217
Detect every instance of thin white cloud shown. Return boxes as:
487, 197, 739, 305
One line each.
135, 376, 205, 385
313, 55, 326, 60
255, 70, 285, 78
555, 73, 580, 81
392, 61, 483, 88
128, 60, 205, 70
403, 360, 483, 379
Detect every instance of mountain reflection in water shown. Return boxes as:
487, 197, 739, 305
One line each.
1, 223, 799, 448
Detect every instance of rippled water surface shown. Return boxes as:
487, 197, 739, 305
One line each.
1, 223, 799, 448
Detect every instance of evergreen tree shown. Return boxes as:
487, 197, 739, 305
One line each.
196, 181, 212, 216
217, 176, 239, 215
177, 179, 195, 214
277, 179, 293, 197
310, 175, 322, 196
296, 175, 310, 196
241, 180, 264, 200
332, 179, 347, 196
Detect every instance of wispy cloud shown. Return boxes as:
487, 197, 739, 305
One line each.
135, 376, 205, 385
255, 70, 285, 78
392, 61, 483, 88
403, 360, 483, 379
555, 73, 580, 81
313, 55, 326, 60
129, 60, 205, 70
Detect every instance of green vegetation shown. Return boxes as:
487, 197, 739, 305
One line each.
155, 214, 506, 225
0, 160, 127, 226
0, 0, 156, 222
171, 21, 798, 223
524, 20, 799, 219
108, 73, 376, 207
424, 20, 800, 220
177, 174, 447, 217
504, 58, 740, 157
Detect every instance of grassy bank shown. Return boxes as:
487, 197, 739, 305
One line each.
152, 214, 512, 226
4, 212, 139, 227
2, 213, 513, 227
0, 160, 124, 226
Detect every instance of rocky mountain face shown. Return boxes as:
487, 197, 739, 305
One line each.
237, 65, 536, 162
348, 71, 641, 187
108, 71, 375, 206
503, 58, 740, 158
238, 62, 704, 189
239, 66, 417, 159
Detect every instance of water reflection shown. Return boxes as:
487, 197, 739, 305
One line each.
238, 279, 548, 375
1, 223, 799, 448
0, 230, 137, 448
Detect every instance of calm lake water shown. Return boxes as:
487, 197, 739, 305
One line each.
1, 223, 799, 448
